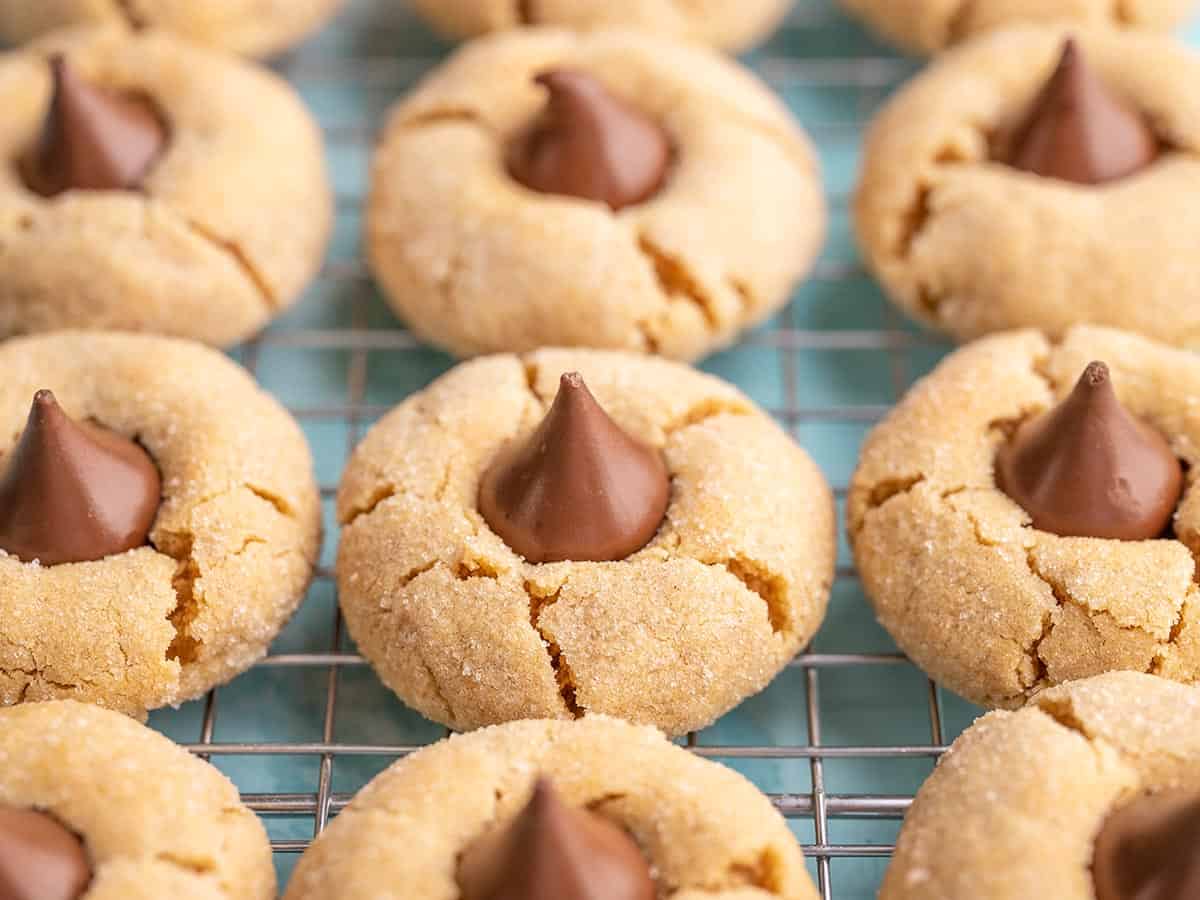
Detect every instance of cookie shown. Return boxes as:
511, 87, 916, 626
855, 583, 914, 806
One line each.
366, 28, 825, 362
848, 324, 1200, 710
406, 0, 792, 53
337, 349, 835, 736
0, 27, 332, 347
880, 672, 1200, 899
0, 0, 346, 58
284, 716, 819, 900
854, 27, 1200, 348
0, 699, 274, 900
838, 0, 1194, 55
0, 331, 322, 718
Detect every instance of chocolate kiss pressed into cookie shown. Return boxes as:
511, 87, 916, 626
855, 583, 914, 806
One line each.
1092, 791, 1200, 900
0, 390, 161, 566
21, 55, 167, 198
0, 807, 91, 900
478, 372, 670, 564
996, 361, 1183, 541
1003, 38, 1158, 185
507, 68, 671, 210
457, 778, 655, 900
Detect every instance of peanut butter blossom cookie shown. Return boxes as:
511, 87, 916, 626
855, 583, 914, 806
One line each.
855, 28, 1200, 347
0, 0, 346, 58
881, 672, 1200, 900
337, 349, 835, 736
366, 28, 825, 361
0, 27, 332, 347
405, 0, 792, 52
0, 331, 322, 718
838, 0, 1194, 55
285, 716, 819, 900
848, 325, 1200, 709
0, 700, 274, 900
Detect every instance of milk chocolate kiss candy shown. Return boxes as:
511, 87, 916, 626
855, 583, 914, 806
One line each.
996, 362, 1182, 540
507, 69, 671, 210
0, 390, 161, 566
0, 807, 91, 900
1092, 791, 1200, 900
1004, 38, 1158, 185
21, 55, 167, 198
478, 372, 669, 563
457, 778, 655, 900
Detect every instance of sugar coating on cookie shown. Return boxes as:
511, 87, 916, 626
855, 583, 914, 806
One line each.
838, 0, 1193, 55
0, 332, 322, 717
0, 699, 275, 899
880, 672, 1200, 899
284, 716, 820, 900
0, 0, 347, 58
366, 28, 825, 362
849, 325, 1200, 709
406, 0, 792, 52
336, 349, 836, 736
855, 27, 1200, 348
0, 27, 332, 347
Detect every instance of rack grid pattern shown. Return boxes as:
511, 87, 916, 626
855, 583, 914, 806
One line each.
135, 2, 1027, 897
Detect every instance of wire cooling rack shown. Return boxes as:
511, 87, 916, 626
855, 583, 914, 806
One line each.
137, 1, 1200, 897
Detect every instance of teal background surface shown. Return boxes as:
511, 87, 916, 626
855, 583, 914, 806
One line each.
132, 2, 1200, 897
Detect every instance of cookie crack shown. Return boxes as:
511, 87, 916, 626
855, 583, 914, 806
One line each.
724, 557, 791, 636
183, 219, 277, 311
397, 107, 490, 136
153, 851, 217, 876
945, 0, 979, 44
515, 0, 536, 24
637, 234, 720, 332
112, 0, 147, 29
417, 651, 457, 724
524, 580, 583, 718
663, 397, 755, 435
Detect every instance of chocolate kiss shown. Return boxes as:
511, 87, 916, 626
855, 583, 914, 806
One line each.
507, 69, 672, 210
478, 372, 669, 563
996, 362, 1182, 541
457, 778, 655, 900
21, 55, 167, 198
0, 807, 91, 900
0, 390, 161, 566
1004, 38, 1158, 185
1093, 791, 1200, 900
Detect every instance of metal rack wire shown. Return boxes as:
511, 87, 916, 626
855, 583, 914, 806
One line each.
163, 4, 962, 898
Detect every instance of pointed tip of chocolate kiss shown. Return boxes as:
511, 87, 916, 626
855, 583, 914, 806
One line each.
996, 360, 1183, 540
457, 777, 655, 900
21, 54, 167, 198
478, 371, 669, 564
507, 67, 671, 211
1092, 791, 1200, 900
0, 807, 91, 900
1004, 37, 1158, 185
0, 390, 161, 566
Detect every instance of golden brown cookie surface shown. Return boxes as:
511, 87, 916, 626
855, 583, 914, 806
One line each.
366, 28, 825, 362
0, 0, 346, 58
0, 699, 275, 900
0, 27, 332, 347
855, 27, 1200, 347
406, 0, 792, 52
849, 326, 1200, 709
337, 349, 835, 736
881, 673, 1200, 899
0, 331, 322, 717
839, 0, 1193, 54
285, 716, 819, 900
